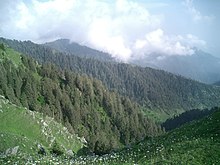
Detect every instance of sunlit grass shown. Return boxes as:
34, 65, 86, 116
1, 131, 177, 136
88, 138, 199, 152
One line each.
0, 96, 84, 160
0, 46, 22, 67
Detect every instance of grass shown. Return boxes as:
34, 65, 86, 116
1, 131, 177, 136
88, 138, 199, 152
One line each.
143, 109, 169, 123
0, 95, 84, 161
32, 72, 42, 82
142, 107, 185, 123
0, 44, 42, 82
0, 45, 22, 67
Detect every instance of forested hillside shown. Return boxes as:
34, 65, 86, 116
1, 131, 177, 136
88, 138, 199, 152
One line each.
132, 50, 220, 84
73, 107, 220, 164
44, 39, 113, 61
0, 43, 161, 154
44, 39, 220, 84
161, 107, 217, 131
1, 37, 220, 119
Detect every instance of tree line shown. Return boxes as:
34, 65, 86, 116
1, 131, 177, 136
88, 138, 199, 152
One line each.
162, 107, 218, 131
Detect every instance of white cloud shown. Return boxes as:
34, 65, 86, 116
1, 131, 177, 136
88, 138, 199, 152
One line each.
15, 2, 33, 30
186, 34, 206, 45
183, 0, 214, 22
0, 0, 207, 62
132, 29, 195, 59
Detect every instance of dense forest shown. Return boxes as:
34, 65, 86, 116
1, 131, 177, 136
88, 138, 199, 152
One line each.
0, 44, 162, 154
161, 107, 218, 131
1, 37, 220, 118
1, 39, 220, 164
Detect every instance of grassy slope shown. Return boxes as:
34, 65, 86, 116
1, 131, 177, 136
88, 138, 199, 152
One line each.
0, 95, 84, 162
0, 45, 85, 163
73, 109, 220, 164
0, 45, 22, 67
0, 45, 83, 153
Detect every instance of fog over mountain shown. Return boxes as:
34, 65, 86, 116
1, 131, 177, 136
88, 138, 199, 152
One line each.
44, 38, 220, 84
131, 48, 220, 84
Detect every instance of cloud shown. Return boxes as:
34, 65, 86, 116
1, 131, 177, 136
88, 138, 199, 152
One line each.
183, 0, 214, 22
0, 0, 207, 62
186, 34, 206, 47
132, 29, 196, 60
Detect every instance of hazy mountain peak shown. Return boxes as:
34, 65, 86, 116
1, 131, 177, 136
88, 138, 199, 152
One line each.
131, 48, 220, 84
44, 38, 113, 61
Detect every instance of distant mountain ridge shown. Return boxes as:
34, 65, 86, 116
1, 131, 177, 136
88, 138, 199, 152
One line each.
44, 38, 220, 84
161, 108, 217, 131
132, 49, 220, 84
214, 81, 220, 86
44, 39, 113, 62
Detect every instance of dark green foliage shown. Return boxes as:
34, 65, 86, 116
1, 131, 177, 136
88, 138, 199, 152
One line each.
50, 140, 64, 156
0, 46, 161, 154
1, 37, 220, 117
162, 107, 217, 131
0, 43, 5, 51
76, 146, 93, 156
213, 80, 220, 86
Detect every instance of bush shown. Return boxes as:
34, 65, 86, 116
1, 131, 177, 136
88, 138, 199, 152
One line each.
0, 43, 5, 51
50, 140, 64, 156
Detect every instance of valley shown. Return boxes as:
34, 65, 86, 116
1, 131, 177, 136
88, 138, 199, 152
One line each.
0, 39, 220, 164
1, 0, 220, 163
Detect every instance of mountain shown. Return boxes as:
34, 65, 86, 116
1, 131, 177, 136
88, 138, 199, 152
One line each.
44, 39, 113, 62
161, 108, 216, 131
0, 43, 161, 154
5, 37, 220, 84
132, 49, 220, 84
1, 38, 220, 122
213, 81, 220, 86
31, 38, 220, 84
1, 39, 220, 164
73, 107, 220, 164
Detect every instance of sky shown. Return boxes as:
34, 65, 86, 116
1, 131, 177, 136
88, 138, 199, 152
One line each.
0, 0, 219, 61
